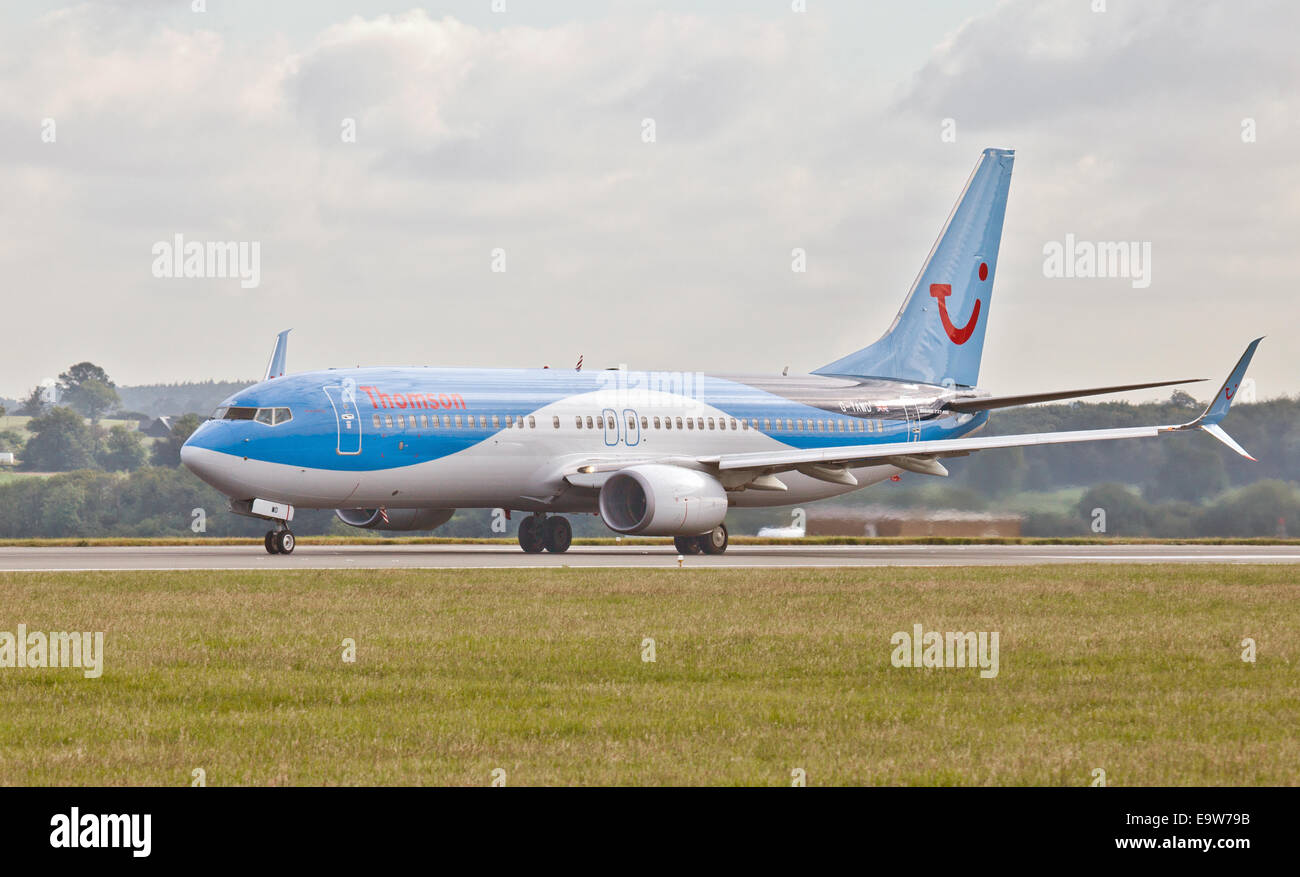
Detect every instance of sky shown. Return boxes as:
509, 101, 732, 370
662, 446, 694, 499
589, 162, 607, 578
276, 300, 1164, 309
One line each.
1, 0, 1296, 403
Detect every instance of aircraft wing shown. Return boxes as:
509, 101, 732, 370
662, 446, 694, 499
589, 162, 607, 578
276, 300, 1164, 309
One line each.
708, 338, 1262, 478
565, 338, 1262, 488
941, 377, 1205, 413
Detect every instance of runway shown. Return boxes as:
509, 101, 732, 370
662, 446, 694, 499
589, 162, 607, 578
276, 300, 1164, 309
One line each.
2, 543, 1299, 571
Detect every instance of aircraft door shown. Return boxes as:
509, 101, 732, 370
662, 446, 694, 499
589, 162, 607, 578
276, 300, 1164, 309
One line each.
324, 380, 363, 455
622, 409, 641, 446
602, 407, 619, 446
903, 404, 923, 442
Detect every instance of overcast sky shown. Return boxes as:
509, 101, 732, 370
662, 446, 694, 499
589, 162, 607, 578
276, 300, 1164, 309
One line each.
1, 0, 1296, 403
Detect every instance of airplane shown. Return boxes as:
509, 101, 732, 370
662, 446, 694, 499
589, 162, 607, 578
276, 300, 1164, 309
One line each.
181, 147, 1261, 556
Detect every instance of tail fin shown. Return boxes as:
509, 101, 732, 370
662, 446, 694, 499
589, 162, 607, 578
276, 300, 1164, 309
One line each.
814, 147, 1015, 387
264, 329, 291, 381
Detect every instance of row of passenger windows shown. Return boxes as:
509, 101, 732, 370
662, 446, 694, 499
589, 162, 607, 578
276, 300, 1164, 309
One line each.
373, 411, 886, 434
375, 413, 534, 430
574, 414, 884, 433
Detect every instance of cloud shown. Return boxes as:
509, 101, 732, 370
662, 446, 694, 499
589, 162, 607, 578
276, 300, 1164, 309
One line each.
0, 1, 1295, 401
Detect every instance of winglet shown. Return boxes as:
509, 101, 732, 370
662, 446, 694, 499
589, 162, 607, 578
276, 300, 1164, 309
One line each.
1196, 337, 1262, 426
264, 329, 291, 381
1165, 337, 1262, 460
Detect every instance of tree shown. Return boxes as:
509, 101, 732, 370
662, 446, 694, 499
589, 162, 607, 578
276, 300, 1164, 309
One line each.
58, 363, 120, 420
17, 385, 48, 416
98, 425, 148, 472
151, 413, 203, 467
21, 407, 97, 471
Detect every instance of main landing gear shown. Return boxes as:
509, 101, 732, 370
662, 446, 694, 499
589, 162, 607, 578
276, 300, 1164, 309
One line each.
674, 524, 728, 555
264, 527, 295, 555
518, 513, 572, 554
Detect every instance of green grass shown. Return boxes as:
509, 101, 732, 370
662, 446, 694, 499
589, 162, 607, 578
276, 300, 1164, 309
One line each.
1, 565, 1296, 786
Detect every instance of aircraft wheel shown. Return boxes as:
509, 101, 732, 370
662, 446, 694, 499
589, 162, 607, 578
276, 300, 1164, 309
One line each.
274, 530, 295, 555
518, 516, 546, 553
699, 524, 728, 555
264, 531, 279, 554
542, 516, 572, 553
674, 535, 702, 555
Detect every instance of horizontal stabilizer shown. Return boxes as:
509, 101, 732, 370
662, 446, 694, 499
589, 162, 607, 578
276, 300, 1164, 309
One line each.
943, 378, 1205, 413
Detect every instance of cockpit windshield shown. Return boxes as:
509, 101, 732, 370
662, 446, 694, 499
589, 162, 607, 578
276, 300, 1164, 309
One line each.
212, 406, 291, 425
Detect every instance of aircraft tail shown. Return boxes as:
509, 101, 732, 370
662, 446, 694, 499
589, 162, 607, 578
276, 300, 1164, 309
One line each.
814, 147, 1015, 387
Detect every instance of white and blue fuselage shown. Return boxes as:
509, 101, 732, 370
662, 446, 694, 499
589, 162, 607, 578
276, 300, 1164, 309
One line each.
182, 367, 986, 513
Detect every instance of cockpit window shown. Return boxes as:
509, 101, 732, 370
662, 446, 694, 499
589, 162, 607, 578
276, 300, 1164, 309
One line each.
219, 406, 291, 425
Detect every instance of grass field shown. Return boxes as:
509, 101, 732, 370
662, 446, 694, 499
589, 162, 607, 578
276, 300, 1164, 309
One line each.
1, 565, 1296, 786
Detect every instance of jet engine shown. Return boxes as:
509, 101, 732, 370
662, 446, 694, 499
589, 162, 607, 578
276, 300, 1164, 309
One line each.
335, 508, 455, 531
598, 464, 728, 536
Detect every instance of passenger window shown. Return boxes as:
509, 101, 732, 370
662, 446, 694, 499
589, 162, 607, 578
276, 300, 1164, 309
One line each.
686, 418, 694, 430
442, 415, 451, 428
254, 408, 274, 425
585, 416, 594, 429
640, 416, 648, 429
675, 417, 683, 429
628, 415, 636, 430
528, 416, 536, 428
763, 419, 771, 431
575, 416, 583, 429
730, 418, 738, 430
506, 415, 514, 427
553, 416, 560, 429
385, 414, 394, 428
606, 416, 615, 429
653, 417, 661, 429
455, 415, 463, 428
741, 419, 748, 430
493, 415, 501, 428
696, 417, 704, 430
396, 415, 405, 429
372, 414, 381, 428
707, 418, 715, 430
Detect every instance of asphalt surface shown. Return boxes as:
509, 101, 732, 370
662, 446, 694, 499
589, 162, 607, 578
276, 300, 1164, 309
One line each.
2, 543, 1299, 570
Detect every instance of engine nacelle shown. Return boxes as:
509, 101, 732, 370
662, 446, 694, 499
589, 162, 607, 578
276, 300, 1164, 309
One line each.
598, 464, 728, 536
335, 508, 455, 531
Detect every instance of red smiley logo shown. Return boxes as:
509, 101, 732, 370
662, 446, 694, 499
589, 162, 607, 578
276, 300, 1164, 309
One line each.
930, 283, 981, 345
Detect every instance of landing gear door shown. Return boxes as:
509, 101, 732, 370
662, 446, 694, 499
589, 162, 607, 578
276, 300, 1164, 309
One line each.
324, 380, 363, 455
